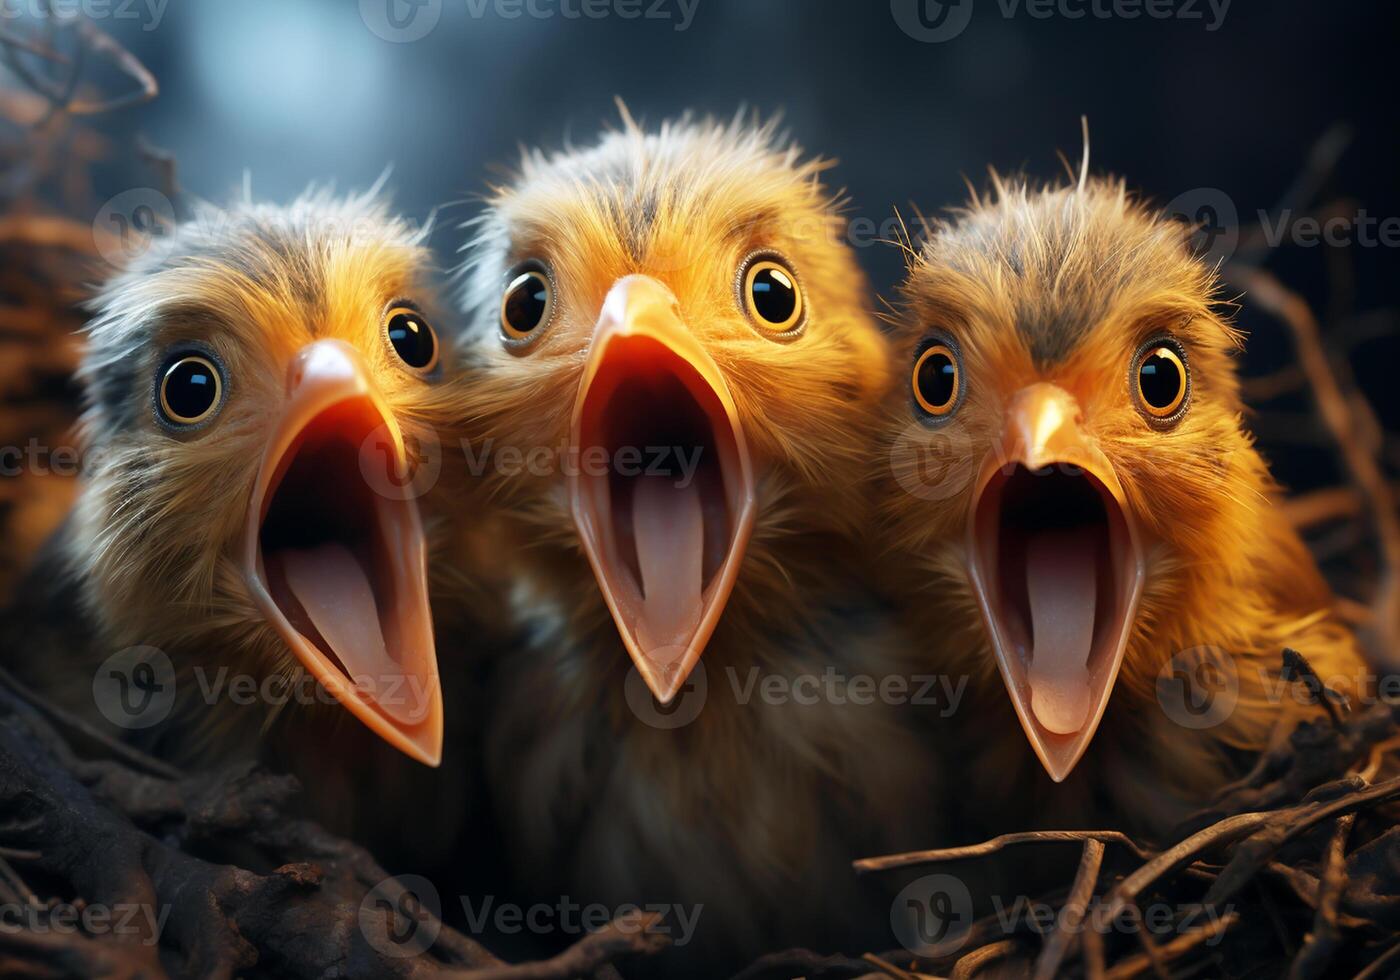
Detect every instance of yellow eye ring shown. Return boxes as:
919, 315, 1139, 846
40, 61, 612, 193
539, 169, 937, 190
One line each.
158, 354, 223, 427
741, 258, 804, 333
501, 268, 553, 341
1135, 343, 1188, 420
912, 344, 960, 416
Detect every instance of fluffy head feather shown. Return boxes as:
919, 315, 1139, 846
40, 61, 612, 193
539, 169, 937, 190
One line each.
880, 174, 1365, 829
452, 110, 892, 628
68, 188, 457, 752
448, 114, 933, 967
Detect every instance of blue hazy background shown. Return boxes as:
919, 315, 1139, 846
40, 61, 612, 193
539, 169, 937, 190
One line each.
36, 0, 1400, 490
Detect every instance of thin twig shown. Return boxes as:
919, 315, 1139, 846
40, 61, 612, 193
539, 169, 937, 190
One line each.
1286, 813, 1355, 979
1033, 839, 1105, 980
1226, 263, 1400, 662
1101, 913, 1238, 980
856, 830, 1154, 874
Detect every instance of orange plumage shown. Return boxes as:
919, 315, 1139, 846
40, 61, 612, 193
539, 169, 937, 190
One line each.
7, 190, 499, 863
878, 172, 1368, 837
444, 111, 939, 971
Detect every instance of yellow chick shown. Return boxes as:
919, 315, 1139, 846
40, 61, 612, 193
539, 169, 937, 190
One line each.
9, 189, 488, 858
879, 172, 1368, 836
449, 112, 938, 968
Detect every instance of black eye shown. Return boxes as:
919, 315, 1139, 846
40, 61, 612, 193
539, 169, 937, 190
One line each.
1134, 340, 1189, 421
501, 266, 552, 341
912, 343, 960, 418
741, 256, 804, 333
386, 307, 438, 370
158, 354, 223, 427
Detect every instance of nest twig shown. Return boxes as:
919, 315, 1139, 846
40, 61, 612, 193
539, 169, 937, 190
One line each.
748, 665, 1400, 979
0, 668, 670, 978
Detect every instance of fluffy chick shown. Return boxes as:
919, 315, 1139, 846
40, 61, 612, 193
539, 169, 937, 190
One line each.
9, 189, 493, 861
879, 173, 1369, 838
450, 113, 938, 968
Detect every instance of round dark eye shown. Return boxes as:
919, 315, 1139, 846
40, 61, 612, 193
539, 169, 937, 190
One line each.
1135, 341, 1188, 420
741, 258, 803, 332
912, 343, 960, 417
158, 355, 223, 427
386, 307, 438, 370
501, 268, 552, 340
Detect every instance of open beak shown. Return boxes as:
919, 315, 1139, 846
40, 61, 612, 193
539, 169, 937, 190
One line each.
569, 275, 757, 704
242, 338, 442, 766
966, 383, 1145, 782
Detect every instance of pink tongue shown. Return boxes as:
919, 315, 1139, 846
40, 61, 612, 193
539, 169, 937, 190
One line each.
280, 542, 417, 725
631, 474, 704, 671
1025, 529, 1097, 735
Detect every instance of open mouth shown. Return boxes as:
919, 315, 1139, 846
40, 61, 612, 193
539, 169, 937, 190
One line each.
570, 276, 756, 703
243, 339, 442, 765
967, 437, 1145, 781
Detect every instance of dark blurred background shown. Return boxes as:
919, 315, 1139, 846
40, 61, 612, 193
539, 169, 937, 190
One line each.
15, 0, 1400, 501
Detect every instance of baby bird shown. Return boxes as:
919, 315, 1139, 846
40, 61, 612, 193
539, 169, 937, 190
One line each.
452, 112, 937, 967
880, 172, 1368, 836
10, 188, 483, 857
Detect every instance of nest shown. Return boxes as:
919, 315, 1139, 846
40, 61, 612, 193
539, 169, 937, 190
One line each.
1, 7, 1397, 978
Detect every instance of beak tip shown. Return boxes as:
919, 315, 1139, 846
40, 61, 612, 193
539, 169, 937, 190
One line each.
645, 672, 682, 706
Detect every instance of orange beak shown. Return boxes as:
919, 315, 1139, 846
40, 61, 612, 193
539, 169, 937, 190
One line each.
242, 339, 443, 766
966, 383, 1145, 782
569, 276, 757, 703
